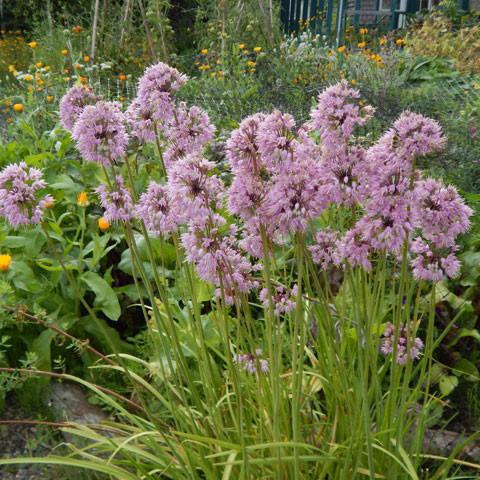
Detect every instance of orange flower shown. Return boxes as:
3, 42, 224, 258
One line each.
83, 55, 90, 62
337, 45, 346, 53
118, 73, 127, 81
13, 103, 24, 113
36, 62, 43, 68
0, 254, 12, 272
98, 217, 110, 231
77, 191, 89, 207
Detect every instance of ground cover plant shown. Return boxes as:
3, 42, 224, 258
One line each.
0, 56, 478, 479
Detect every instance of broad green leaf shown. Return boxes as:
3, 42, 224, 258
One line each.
453, 358, 480, 382
81, 271, 121, 321
8, 261, 43, 293
439, 374, 458, 396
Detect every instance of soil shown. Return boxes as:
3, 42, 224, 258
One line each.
0, 395, 59, 480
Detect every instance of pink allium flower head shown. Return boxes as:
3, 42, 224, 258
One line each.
309, 229, 340, 270
260, 158, 327, 235
322, 145, 368, 206
410, 237, 460, 281
59, 85, 100, 132
125, 98, 157, 144
73, 101, 128, 166
0, 162, 53, 229
260, 284, 298, 316
310, 80, 374, 151
381, 322, 424, 365
239, 217, 278, 258
337, 226, 372, 270
96, 175, 133, 222
181, 225, 258, 304
257, 110, 297, 170
234, 349, 269, 374
135, 181, 178, 236
226, 113, 266, 174
164, 103, 215, 166
136, 62, 187, 122
167, 154, 224, 227
413, 179, 472, 248
387, 111, 445, 159
228, 174, 267, 220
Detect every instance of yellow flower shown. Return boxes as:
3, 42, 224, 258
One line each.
396, 38, 406, 46
8, 65, 16, 73
198, 64, 210, 71
5, 99, 11, 107
246, 60, 256, 67
238, 43, 246, 49
77, 191, 89, 207
36, 62, 43, 68
359, 28, 368, 35
98, 217, 110, 231
44, 66, 50, 72
379, 36, 387, 46
46, 95, 54, 103
13, 103, 24, 113
357, 42, 366, 49
24, 74, 33, 82
351, 79, 357, 85
0, 254, 12, 272
253, 46, 262, 53
337, 45, 346, 53
27, 41, 38, 49
61, 48, 68, 56
83, 55, 90, 62
200, 48, 208, 55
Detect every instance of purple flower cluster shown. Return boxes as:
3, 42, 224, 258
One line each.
309, 230, 339, 270
0, 162, 53, 228
164, 103, 215, 166
135, 182, 178, 235
381, 322, 424, 365
59, 86, 100, 132
234, 349, 269, 374
73, 101, 128, 166
136, 62, 187, 123
259, 284, 298, 316
125, 98, 157, 144
310, 80, 374, 153
96, 176, 133, 222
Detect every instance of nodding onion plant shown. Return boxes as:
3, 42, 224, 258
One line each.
0, 64, 474, 479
